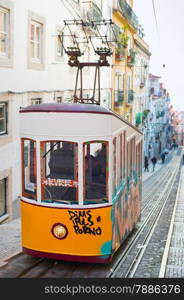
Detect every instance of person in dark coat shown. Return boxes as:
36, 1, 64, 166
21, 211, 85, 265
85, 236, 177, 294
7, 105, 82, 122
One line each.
144, 156, 149, 172
151, 156, 157, 171
161, 152, 165, 164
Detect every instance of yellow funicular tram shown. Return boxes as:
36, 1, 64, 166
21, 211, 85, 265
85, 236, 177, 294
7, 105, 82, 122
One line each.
20, 103, 142, 263
20, 18, 143, 263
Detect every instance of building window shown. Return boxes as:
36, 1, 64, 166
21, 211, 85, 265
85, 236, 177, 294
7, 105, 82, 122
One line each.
57, 97, 62, 103
31, 98, 42, 105
114, 73, 124, 106
0, 7, 9, 56
30, 21, 42, 61
56, 31, 63, 58
0, 102, 7, 135
28, 11, 45, 70
0, 0, 13, 67
0, 178, 6, 217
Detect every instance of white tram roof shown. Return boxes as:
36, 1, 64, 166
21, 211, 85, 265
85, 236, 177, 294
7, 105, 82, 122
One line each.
20, 103, 142, 139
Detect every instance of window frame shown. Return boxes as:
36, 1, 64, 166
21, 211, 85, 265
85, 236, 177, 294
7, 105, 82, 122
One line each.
83, 140, 109, 205
21, 138, 37, 200
55, 29, 64, 62
0, 6, 8, 56
30, 98, 42, 105
114, 73, 124, 105
28, 11, 45, 71
123, 131, 126, 178
56, 96, 62, 103
0, 102, 7, 135
40, 140, 78, 204
0, 177, 7, 217
0, 0, 13, 68
30, 20, 42, 62
113, 137, 117, 191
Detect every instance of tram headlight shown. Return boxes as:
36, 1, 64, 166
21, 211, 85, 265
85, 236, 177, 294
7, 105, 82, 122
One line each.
51, 223, 68, 240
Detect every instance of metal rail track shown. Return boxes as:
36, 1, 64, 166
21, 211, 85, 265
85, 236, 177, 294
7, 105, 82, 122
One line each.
107, 154, 181, 278
142, 167, 173, 212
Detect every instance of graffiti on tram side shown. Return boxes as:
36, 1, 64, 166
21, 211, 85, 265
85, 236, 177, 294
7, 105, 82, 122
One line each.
68, 210, 102, 236
112, 172, 141, 252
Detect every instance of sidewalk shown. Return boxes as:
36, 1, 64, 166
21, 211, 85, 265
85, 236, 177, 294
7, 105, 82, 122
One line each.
0, 218, 21, 261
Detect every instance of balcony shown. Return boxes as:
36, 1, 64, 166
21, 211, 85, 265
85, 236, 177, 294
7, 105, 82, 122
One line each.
140, 77, 146, 88
127, 89, 134, 104
127, 49, 136, 67
136, 112, 142, 126
113, 0, 139, 31
114, 90, 124, 106
85, 1, 103, 29
115, 45, 126, 61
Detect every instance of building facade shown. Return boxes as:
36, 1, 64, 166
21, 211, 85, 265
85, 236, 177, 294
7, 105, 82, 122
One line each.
142, 74, 172, 158
112, 0, 138, 122
111, 0, 150, 125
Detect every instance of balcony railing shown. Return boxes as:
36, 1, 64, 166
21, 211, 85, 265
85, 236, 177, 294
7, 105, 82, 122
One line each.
114, 90, 124, 106
113, 0, 139, 30
86, 1, 103, 29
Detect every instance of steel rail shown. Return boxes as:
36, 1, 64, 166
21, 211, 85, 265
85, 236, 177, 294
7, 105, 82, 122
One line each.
126, 162, 181, 278
107, 155, 181, 278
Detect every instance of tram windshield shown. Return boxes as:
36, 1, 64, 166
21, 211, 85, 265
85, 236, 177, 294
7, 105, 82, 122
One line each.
41, 141, 78, 204
84, 142, 108, 204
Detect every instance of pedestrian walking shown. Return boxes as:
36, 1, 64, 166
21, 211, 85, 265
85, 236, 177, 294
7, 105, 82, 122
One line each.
161, 152, 165, 164
144, 156, 149, 172
148, 145, 152, 159
151, 156, 157, 172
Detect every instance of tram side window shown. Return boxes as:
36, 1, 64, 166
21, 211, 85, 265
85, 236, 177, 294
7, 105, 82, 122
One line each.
127, 141, 131, 178
22, 139, 37, 200
120, 134, 123, 180
123, 131, 126, 178
140, 141, 143, 176
117, 135, 121, 186
136, 145, 138, 175
84, 142, 108, 204
137, 142, 142, 176
130, 138, 135, 175
113, 137, 117, 191
130, 140, 132, 175
41, 141, 78, 204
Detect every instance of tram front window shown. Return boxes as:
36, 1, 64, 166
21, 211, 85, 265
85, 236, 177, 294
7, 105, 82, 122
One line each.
84, 142, 108, 204
41, 141, 78, 204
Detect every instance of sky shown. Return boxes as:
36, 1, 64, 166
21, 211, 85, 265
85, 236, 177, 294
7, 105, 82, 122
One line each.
134, 0, 184, 111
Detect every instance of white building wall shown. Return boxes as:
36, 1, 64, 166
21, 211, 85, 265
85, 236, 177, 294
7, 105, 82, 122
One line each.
0, 0, 113, 220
